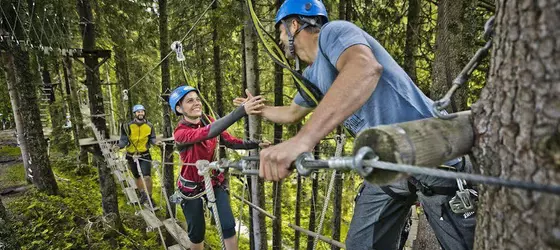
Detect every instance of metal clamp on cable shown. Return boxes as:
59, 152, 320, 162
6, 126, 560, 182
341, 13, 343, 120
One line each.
352, 147, 377, 179
294, 152, 315, 176
122, 90, 129, 101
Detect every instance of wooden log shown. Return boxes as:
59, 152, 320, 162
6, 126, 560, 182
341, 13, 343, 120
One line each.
288, 223, 345, 249
353, 111, 473, 184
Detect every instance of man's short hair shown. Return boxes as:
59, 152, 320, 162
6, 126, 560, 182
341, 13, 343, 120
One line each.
284, 15, 324, 34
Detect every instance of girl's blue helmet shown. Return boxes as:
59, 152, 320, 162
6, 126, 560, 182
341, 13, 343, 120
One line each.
169, 86, 198, 115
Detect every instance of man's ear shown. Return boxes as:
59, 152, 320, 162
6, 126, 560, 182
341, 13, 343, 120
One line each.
291, 18, 299, 33
175, 105, 182, 114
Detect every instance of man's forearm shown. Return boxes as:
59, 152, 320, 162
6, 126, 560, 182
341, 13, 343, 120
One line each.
261, 106, 299, 124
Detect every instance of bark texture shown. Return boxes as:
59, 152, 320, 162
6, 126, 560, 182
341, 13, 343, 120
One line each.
471, 1, 560, 249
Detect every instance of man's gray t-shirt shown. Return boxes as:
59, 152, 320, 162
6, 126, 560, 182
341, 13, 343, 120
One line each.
294, 20, 435, 135
295, 21, 461, 186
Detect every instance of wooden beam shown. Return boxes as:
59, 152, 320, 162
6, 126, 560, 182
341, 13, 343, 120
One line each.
354, 111, 473, 184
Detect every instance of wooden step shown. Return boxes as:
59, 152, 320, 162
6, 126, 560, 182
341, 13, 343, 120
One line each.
163, 218, 192, 249
113, 170, 124, 182
168, 244, 186, 250
124, 187, 139, 204
139, 209, 163, 230
126, 176, 137, 189
144, 202, 160, 212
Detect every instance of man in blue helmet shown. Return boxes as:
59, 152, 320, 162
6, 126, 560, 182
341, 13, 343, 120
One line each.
237, 0, 476, 249
115, 104, 162, 206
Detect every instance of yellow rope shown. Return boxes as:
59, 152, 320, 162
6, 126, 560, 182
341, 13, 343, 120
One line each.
246, 0, 320, 105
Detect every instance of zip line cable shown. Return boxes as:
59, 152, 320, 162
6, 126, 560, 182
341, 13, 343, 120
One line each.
127, 0, 216, 91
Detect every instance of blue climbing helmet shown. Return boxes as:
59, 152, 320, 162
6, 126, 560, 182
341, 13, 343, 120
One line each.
275, 0, 329, 26
132, 104, 145, 113
169, 85, 198, 116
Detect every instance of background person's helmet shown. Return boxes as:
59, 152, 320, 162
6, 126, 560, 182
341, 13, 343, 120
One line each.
275, 0, 329, 26
132, 104, 145, 113
169, 86, 198, 116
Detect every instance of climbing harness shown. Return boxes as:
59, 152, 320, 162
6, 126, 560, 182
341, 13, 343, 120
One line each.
433, 16, 495, 119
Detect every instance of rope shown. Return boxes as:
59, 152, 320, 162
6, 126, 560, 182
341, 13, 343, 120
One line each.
198, 161, 226, 250
236, 176, 247, 243
158, 145, 176, 219
313, 134, 346, 249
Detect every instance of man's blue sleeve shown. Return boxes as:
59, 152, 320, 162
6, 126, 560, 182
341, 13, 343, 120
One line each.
319, 21, 372, 68
293, 92, 316, 108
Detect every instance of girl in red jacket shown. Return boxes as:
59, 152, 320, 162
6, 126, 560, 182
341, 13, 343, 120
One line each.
169, 85, 266, 250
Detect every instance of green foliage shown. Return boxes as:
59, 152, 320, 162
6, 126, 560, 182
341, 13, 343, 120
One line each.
6, 159, 162, 249
0, 145, 21, 157
0, 162, 25, 188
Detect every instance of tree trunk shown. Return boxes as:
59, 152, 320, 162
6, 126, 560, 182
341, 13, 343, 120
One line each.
272, 1, 284, 249
113, 46, 132, 119
212, 0, 227, 166
344, 0, 353, 21
239, 10, 253, 248
471, 1, 560, 249
244, 1, 267, 247
1, 1, 58, 195
307, 145, 320, 250
77, 0, 122, 232
295, 174, 302, 249
403, 0, 420, 84
431, 0, 479, 111
331, 128, 343, 250
338, 0, 346, 20
241, 27, 249, 139
158, 0, 175, 219
2, 50, 32, 184
62, 56, 88, 165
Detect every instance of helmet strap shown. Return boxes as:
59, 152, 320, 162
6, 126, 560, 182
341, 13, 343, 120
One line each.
282, 18, 313, 71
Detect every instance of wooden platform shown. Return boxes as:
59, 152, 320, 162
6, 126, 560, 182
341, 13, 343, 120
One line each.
124, 187, 139, 204
113, 170, 124, 182
163, 218, 192, 249
168, 244, 187, 250
139, 209, 163, 229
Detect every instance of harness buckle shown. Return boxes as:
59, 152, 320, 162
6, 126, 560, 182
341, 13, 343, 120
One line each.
169, 191, 183, 204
